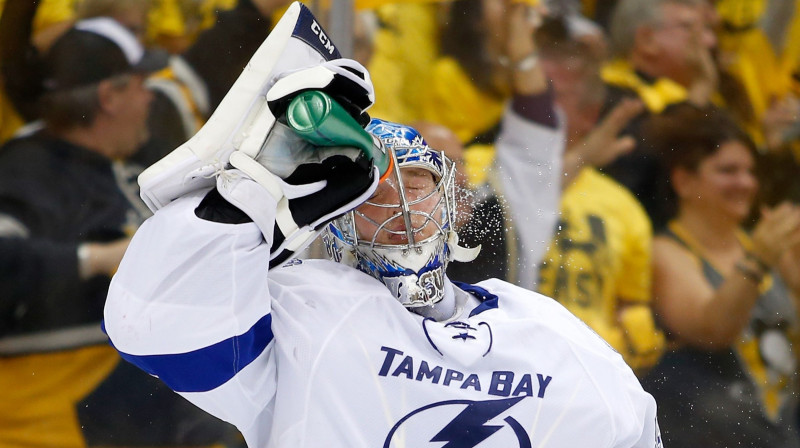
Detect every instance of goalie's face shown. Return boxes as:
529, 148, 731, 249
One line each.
345, 160, 454, 308
323, 118, 459, 308
354, 167, 444, 246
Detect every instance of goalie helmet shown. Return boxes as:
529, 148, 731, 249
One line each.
323, 118, 479, 308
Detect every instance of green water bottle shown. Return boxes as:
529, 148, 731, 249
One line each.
286, 90, 392, 181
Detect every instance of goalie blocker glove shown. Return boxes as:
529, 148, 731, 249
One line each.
266, 58, 375, 127
197, 59, 379, 267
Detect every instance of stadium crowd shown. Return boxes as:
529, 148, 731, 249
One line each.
0, 0, 799, 446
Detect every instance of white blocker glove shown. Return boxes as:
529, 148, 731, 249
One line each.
194, 57, 378, 267
217, 123, 379, 267
265, 58, 375, 128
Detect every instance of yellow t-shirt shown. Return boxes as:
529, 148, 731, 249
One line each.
368, 3, 441, 124
538, 168, 664, 374
420, 56, 506, 143
368, 4, 505, 143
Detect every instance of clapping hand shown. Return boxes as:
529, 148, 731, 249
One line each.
750, 202, 800, 268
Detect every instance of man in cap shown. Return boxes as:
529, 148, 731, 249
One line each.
0, 17, 239, 447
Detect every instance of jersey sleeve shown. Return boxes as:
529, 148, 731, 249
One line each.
530, 286, 663, 448
609, 360, 663, 448
494, 103, 566, 290
103, 191, 277, 437
565, 309, 662, 448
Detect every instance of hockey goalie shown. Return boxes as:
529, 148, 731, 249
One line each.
103, 2, 661, 447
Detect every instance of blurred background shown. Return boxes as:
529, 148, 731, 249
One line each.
1, 0, 800, 446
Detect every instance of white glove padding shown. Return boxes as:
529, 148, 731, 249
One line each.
216, 122, 379, 267
266, 58, 375, 125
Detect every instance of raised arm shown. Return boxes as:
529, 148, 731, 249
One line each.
494, 2, 565, 290
104, 190, 278, 435
104, 30, 378, 437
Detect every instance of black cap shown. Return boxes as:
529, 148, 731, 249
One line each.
43, 17, 168, 91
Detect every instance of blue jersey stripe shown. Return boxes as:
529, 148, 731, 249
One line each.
103, 313, 273, 392
451, 281, 500, 317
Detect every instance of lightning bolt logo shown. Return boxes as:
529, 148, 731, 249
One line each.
383, 397, 530, 448
431, 397, 524, 447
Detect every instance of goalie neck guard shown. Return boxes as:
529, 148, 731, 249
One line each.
323, 118, 479, 308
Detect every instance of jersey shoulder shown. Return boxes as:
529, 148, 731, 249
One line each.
474, 278, 629, 368
471, 279, 655, 433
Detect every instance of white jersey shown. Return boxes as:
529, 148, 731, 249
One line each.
104, 193, 662, 448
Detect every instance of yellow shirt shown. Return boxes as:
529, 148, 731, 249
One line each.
420, 56, 505, 143
368, 3, 441, 124
368, 4, 505, 143
538, 168, 664, 374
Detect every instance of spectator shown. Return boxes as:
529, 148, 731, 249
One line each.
714, 0, 800, 151
441, 0, 565, 290
605, 0, 717, 108
0, 0, 286, 167
416, 0, 553, 143
535, 23, 666, 376
600, 0, 718, 229
0, 18, 239, 447
367, 0, 604, 138
712, 0, 800, 214
642, 104, 800, 447
367, 2, 446, 125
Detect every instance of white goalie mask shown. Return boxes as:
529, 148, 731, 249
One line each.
323, 118, 479, 308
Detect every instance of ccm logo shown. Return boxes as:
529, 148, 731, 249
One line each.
311, 20, 335, 54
